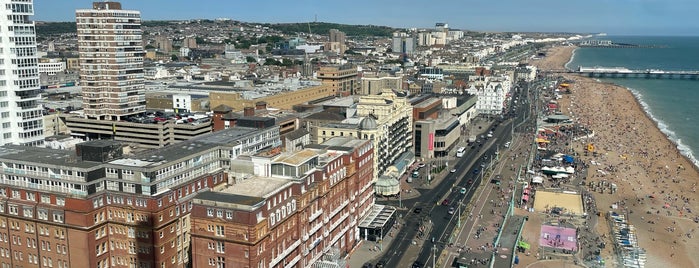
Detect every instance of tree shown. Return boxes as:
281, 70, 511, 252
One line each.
171, 55, 179, 61
264, 58, 281, 65
246, 56, 257, 63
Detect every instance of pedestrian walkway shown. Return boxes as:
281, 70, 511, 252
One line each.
439, 131, 532, 268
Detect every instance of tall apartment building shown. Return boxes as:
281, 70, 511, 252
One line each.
190, 137, 376, 268
391, 36, 416, 55
328, 29, 345, 44
0, 0, 45, 146
76, 2, 146, 120
0, 126, 281, 268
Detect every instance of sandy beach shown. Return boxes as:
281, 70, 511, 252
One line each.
529, 46, 699, 267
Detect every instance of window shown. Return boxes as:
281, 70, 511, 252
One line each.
215, 225, 224, 237
225, 211, 232, 219
215, 241, 225, 253
206, 208, 213, 217
40, 194, 50, 204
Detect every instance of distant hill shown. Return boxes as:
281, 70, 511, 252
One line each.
34, 21, 399, 38
264, 22, 398, 37
36, 21, 76, 36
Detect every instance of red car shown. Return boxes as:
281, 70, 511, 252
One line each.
442, 199, 449, 206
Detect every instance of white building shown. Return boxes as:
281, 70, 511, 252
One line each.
38, 59, 66, 75
76, 1, 146, 120
466, 76, 512, 115
0, 0, 45, 146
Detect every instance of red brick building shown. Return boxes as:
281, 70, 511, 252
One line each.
190, 137, 375, 268
0, 127, 281, 268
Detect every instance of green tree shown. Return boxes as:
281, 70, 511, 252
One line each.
246, 56, 257, 63
264, 58, 281, 65
171, 55, 179, 61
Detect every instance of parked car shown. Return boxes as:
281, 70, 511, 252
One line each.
460, 187, 467, 194
448, 207, 455, 215
442, 199, 450, 206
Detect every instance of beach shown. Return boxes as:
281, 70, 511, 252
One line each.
530, 46, 699, 267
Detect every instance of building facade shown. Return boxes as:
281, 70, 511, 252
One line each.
190, 137, 375, 268
76, 2, 146, 120
314, 90, 412, 180
360, 73, 402, 95
317, 65, 359, 96
0, 0, 44, 146
0, 126, 280, 268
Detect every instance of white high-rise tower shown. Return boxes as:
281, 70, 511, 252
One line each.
76, 1, 145, 120
0, 0, 44, 146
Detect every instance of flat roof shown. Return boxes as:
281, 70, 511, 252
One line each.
220, 176, 292, 198
195, 191, 265, 207
110, 127, 265, 168
274, 148, 318, 166
0, 145, 101, 169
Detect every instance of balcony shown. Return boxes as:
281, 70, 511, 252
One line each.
309, 209, 322, 222
269, 239, 301, 268
309, 222, 322, 235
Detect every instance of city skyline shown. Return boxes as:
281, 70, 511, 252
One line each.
34, 0, 699, 36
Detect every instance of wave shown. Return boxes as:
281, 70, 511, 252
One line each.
626, 87, 699, 169
564, 48, 578, 71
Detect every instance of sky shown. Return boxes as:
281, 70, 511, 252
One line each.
34, 0, 699, 36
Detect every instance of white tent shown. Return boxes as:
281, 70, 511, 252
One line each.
532, 176, 544, 184
565, 166, 575, 174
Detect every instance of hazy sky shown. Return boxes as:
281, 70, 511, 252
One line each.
34, 0, 699, 35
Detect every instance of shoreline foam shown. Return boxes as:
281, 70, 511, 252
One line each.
567, 46, 699, 170
626, 86, 699, 170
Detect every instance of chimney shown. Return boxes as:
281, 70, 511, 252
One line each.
243, 107, 255, 116
255, 101, 267, 110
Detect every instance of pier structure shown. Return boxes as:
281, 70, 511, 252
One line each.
576, 67, 699, 80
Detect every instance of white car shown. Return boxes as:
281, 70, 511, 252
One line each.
450, 169, 456, 173
418, 163, 426, 168
504, 142, 511, 148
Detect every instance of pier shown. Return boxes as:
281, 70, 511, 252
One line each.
577, 40, 665, 49
575, 67, 699, 80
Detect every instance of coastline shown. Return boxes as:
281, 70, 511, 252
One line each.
532, 45, 699, 268
567, 45, 699, 170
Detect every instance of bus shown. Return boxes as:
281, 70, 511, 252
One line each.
456, 147, 466, 157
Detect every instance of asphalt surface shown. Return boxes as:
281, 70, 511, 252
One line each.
374, 82, 535, 268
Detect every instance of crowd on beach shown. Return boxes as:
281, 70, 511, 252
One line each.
532, 45, 699, 267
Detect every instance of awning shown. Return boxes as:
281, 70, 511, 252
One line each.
536, 138, 550, 143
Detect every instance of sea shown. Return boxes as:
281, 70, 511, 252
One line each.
565, 36, 699, 168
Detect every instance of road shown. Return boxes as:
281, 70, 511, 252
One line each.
374, 81, 534, 268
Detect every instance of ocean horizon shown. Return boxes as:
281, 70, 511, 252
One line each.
565, 36, 699, 168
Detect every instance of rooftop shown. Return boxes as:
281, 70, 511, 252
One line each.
274, 148, 318, 166
220, 176, 292, 198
